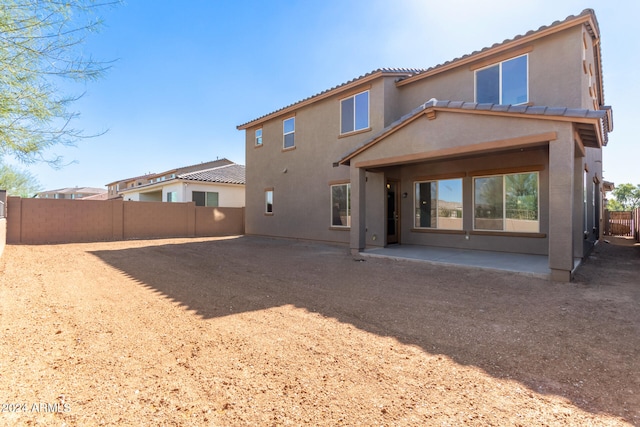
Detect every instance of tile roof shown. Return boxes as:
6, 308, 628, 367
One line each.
178, 164, 245, 185
396, 9, 600, 87
80, 193, 109, 200
237, 68, 426, 129
338, 99, 607, 165
238, 9, 604, 130
40, 187, 107, 195
174, 158, 233, 175
105, 159, 233, 186
427, 99, 607, 119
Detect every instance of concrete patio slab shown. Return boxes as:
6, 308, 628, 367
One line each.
361, 244, 558, 278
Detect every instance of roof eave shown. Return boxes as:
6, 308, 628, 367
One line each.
338, 104, 605, 165
396, 10, 599, 88
237, 70, 416, 130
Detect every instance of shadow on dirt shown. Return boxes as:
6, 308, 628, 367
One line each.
90, 235, 640, 424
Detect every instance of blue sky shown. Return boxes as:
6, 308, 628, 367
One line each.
20, 0, 640, 190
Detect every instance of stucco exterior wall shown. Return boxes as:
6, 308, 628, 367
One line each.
351, 112, 567, 166
394, 148, 550, 255
396, 26, 585, 116
581, 27, 600, 110
245, 77, 396, 242
123, 181, 245, 207
345, 113, 565, 256
241, 15, 604, 280
182, 182, 245, 207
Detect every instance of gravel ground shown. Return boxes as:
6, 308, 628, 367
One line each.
0, 235, 638, 426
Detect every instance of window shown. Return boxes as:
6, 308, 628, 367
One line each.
331, 183, 351, 227
414, 179, 463, 230
192, 191, 219, 207
474, 172, 538, 232
283, 117, 295, 149
255, 128, 263, 146
265, 189, 273, 214
341, 90, 369, 134
476, 55, 528, 105
166, 191, 177, 202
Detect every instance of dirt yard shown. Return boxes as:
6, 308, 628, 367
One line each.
1, 236, 638, 426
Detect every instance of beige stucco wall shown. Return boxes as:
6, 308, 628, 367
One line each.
245, 76, 400, 242
351, 111, 567, 166
242, 18, 601, 274
345, 113, 563, 255
183, 182, 245, 207
396, 25, 587, 117
394, 149, 550, 255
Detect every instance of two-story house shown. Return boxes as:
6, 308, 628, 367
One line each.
237, 9, 613, 282
107, 159, 245, 208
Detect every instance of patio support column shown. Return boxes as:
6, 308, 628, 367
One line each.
548, 132, 575, 282
350, 164, 366, 256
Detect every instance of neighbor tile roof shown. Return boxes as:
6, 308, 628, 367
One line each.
178, 164, 245, 185
41, 187, 107, 194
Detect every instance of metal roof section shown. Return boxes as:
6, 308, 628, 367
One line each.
338, 99, 608, 165
236, 68, 426, 130
178, 164, 245, 185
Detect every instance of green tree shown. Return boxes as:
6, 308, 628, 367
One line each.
609, 183, 640, 211
0, 162, 41, 197
0, 0, 118, 166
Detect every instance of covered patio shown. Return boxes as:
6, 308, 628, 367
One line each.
339, 100, 607, 282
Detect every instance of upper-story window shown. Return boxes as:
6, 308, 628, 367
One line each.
340, 90, 369, 134
475, 55, 528, 105
283, 117, 295, 149
255, 128, 263, 146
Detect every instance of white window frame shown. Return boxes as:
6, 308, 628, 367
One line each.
474, 54, 529, 105
255, 128, 263, 146
283, 117, 295, 149
340, 90, 370, 135
166, 191, 177, 202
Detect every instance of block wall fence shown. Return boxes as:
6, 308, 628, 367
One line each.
5, 197, 244, 245
0, 190, 5, 256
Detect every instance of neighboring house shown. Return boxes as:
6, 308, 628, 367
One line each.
106, 159, 235, 199
237, 9, 613, 282
36, 187, 107, 200
80, 192, 109, 201
117, 160, 245, 207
